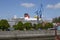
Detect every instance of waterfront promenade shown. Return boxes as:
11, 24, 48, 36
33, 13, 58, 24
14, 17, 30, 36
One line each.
0, 30, 60, 40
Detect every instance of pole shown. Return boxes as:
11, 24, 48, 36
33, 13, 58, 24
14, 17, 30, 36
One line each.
55, 26, 57, 37
37, 16, 39, 24
55, 24, 60, 40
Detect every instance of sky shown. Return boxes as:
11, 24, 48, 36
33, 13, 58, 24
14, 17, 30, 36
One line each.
0, 0, 60, 20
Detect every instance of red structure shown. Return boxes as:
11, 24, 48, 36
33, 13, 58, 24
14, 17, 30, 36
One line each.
55, 36, 60, 40
24, 13, 30, 18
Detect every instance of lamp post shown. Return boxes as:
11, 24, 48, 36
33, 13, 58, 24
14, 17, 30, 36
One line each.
55, 23, 60, 40
55, 23, 57, 35
55, 25, 57, 40
53, 23, 57, 40
54, 23, 58, 40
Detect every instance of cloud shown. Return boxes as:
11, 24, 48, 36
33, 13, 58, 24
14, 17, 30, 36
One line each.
46, 3, 60, 9
21, 3, 35, 8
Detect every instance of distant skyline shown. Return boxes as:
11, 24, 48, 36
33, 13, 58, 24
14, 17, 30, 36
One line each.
0, 0, 60, 20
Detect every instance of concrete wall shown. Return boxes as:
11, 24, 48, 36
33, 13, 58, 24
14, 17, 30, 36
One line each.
0, 30, 60, 40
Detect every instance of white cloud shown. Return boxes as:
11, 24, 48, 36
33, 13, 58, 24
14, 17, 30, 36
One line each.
46, 3, 60, 9
21, 3, 35, 8
47, 5, 54, 8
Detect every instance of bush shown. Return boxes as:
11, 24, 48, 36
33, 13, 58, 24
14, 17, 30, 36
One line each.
23, 22, 32, 30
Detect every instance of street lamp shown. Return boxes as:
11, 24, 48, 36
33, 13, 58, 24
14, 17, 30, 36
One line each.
55, 24, 57, 37
54, 23, 60, 40
53, 23, 57, 40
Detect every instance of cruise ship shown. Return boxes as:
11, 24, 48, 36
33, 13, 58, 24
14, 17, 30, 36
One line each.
8, 13, 52, 28
8, 13, 42, 27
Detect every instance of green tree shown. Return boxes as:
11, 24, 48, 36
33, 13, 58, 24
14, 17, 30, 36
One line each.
0, 20, 1, 29
23, 22, 32, 30
44, 23, 53, 30
17, 21, 24, 30
52, 17, 60, 23
36, 23, 43, 30
58, 17, 60, 22
33, 24, 37, 30
0, 19, 10, 31
13, 25, 17, 30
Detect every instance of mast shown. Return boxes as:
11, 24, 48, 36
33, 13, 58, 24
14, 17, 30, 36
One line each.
35, 0, 43, 24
